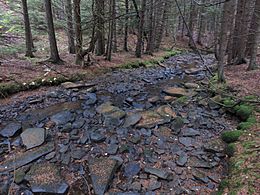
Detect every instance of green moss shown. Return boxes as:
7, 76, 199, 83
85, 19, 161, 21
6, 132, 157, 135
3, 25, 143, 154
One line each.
222, 97, 236, 107
235, 104, 253, 121
222, 130, 243, 143
217, 179, 229, 194
238, 116, 256, 130
243, 95, 258, 101
225, 143, 236, 157
242, 141, 255, 150
176, 96, 189, 104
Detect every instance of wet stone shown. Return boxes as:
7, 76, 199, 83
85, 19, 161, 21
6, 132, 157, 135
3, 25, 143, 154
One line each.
123, 113, 142, 128
107, 144, 118, 155
144, 167, 173, 180
51, 111, 75, 125
163, 87, 188, 97
71, 148, 86, 159
90, 131, 106, 142
176, 153, 188, 166
25, 163, 69, 194
88, 158, 118, 195
0, 122, 22, 137
179, 137, 194, 147
21, 128, 45, 150
204, 139, 225, 153
124, 163, 141, 178
136, 111, 170, 129
181, 128, 200, 137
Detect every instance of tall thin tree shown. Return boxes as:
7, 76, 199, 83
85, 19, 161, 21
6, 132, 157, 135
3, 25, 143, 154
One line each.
44, 0, 62, 63
22, 0, 34, 58
65, 0, 75, 54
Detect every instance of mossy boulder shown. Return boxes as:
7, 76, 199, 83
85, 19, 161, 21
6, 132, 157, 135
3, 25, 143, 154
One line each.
221, 130, 243, 143
225, 143, 236, 157
237, 116, 256, 130
234, 104, 253, 121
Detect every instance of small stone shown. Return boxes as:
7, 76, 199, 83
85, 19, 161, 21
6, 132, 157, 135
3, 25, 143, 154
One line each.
123, 113, 142, 127
51, 111, 75, 125
204, 139, 225, 153
184, 83, 199, 89
156, 105, 177, 118
107, 144, 118, 155
176, 153, 188, 166
192, 169, 209, 183
21, 128, 45, 149
71, 149, 86, 160
90, 132, 106, 142
124, 163, 141, 178
182, 128, 200, 137
148, 179, 161, 191
45, 151, 56, 160
129, 181, 141, 191
179, 137, 194, 147
136, 111, 170, 129
0, 122, 22, 137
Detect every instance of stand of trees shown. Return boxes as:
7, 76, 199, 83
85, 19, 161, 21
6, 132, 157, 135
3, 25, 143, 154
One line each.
18, 0, 260, 81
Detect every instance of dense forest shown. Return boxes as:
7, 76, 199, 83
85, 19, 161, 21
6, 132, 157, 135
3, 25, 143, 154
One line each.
0, 0, 259, 195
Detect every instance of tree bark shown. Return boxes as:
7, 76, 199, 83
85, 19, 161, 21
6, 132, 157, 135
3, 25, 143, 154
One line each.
65, 0, 75, 54
22, 0, 34, 58
73, 0, 83, 65
218, 0, 233, 82
135, 0, 146, 58
44, 0, 62, 63
106, 0, 115, 61
248, 0, 260, 70
95, 0, 105, 56
146, 0, 154, 54
188, 0, 196, 48
124, 0, 129, 51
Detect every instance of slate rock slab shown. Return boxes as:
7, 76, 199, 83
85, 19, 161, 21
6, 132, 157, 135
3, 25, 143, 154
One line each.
204, 139, 225, 153
51, 111, 75, 125
25, 163, 69, 194
136, 111, 170, 129
88, 158, 118, 195
144, 167, 173, 180
163, 87, 188, 97
0, 142, 54, 172
21, 128, 45, 149
156, 105, 177, 118
176, 153, 188, 166
182, 128, 200, 137
0, 122, 22, 137
124, 163, 141, 178
123, 113, 142, 128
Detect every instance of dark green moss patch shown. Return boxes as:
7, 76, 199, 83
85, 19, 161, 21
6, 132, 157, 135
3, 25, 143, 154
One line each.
234, 104, 253, 121
225, 143, 236, 157
237, 116, 256, 130
0, 74, 85, 98
221, 130, 243, 143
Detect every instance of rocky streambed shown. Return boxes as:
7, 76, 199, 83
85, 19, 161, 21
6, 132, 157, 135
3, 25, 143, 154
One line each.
0, 53, 235, 194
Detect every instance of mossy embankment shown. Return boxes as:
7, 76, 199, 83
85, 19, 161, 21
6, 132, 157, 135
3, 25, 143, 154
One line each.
209, 76, 260, 195
0, 49, 182, 99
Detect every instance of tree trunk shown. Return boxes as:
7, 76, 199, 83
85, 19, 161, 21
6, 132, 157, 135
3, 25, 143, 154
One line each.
73, 0, 83, 65
95, 0, 105, 56
106, 0, 115, 61
217, 0, 233, 82
197, 0, 205, 45
135, 0, 146, 58
112, 0, 117, 53
155, 0, 168, 50
146, 0, 154, 54
124, 0, 129, 51
22, 0, 34, 58
65, 0, 75, 54
44, 0, 62, 63
188, 0, 196, 47
248, 0, 260, 70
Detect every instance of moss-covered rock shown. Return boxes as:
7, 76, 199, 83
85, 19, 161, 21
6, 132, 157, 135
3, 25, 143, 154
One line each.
222, 97, 236, 108
234, 104, 253, 121
237, 116, 256, 130
221, 130, 243, 143
225, 143, 236, 157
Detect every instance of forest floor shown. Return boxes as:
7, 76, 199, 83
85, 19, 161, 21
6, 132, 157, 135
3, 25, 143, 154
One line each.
0, 32, 260, 195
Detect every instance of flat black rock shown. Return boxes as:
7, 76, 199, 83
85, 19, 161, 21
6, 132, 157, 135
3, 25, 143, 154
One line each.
0, 122, 22, 137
